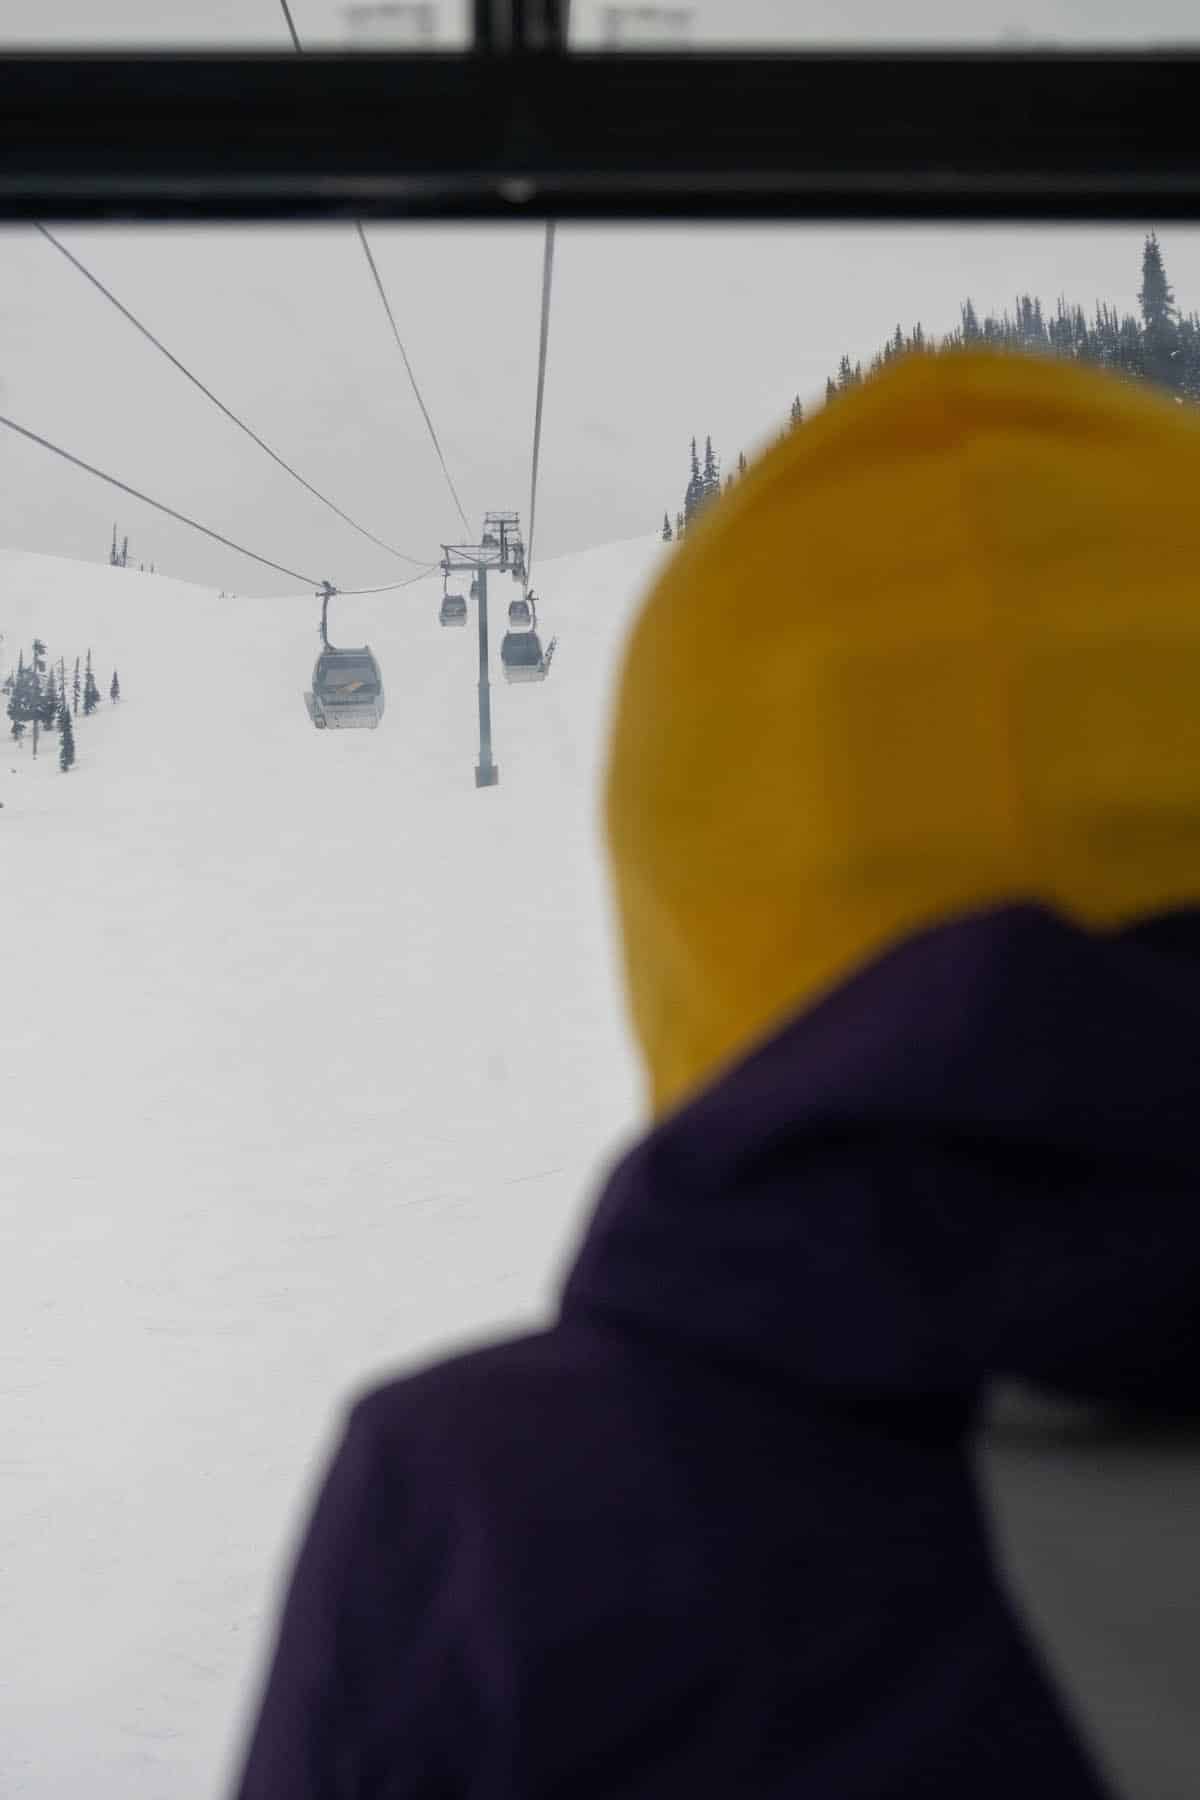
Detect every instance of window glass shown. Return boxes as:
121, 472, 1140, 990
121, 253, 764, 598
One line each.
0, 0, 471, 48
3, 0, 1197, 48
5, 216, 1200, 1800
571, 0, 1200, 46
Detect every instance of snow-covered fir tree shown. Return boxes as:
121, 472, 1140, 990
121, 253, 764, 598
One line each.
661, 512, 673, 542
83, 650, 100, 717
7, 656, 28, 744
110, 669, 121, 703
72, 656, 81, 716
40, 668, 59, 728
1139, 231, 1182, 393
57, 701, 76, 772
702, 435, 720, 503
683, 437, 706, 529
7, 651, 38, 745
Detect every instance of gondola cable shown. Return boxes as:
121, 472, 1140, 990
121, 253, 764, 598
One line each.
278, 0, 302, 52
525, 223, 556, 587
0, 411, 322, 588
35, 224, 430, 570
497, 224, 558, 685
353, 223, 473, 537
277, 0, 473, 540
341, 566, 441, 596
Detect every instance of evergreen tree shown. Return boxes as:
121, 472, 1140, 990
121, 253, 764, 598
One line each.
790, 395, 804, 427
702, 434, 720, 502
661, 513, 673, 542
57, 701, 75, 772
72, 656, 81, 716
961, 299, 982, 343
7, 651, 35, 745
26, 640, 47, 743
683, 436, 706, 528
40, 668, 58, 729
824, 376, 838, 404
1139, 231, 1182, 392
83, 649, 100, 717
110, 669, 121, 703
7, 674, 24, 743
737, 449, 748, 477
675, 510, 685, 540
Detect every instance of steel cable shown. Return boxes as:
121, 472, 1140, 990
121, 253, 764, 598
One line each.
0, 412, 322, 588
36, 224, 430, 568
278, 0, 473, 539
525, 223, 556, 583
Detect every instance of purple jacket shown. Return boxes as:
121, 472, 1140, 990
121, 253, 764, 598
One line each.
233, 905, 1200, 1798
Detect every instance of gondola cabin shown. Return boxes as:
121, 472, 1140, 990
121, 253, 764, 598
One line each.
304, 646, 385, 729
500, 630, 551, 683
440, 593, 468, 627
507, 596, 532, 628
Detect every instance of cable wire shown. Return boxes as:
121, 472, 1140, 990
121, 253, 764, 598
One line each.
341, 565, 441, 595
0, 412, 321, 588
353, 224, 473, 538
278, 0, 303, 51
526, 223, 556, 583
276, 1, 472, 540
36, 224, 430, 569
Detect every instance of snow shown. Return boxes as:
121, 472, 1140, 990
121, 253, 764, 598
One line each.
0, 535, 661, 1798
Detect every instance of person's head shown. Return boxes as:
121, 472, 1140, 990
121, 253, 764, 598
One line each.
605, 349, 1200, 1118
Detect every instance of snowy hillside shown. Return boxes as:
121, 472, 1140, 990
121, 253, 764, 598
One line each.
0, 535, 661, 1800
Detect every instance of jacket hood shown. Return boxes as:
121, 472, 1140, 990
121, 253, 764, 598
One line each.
564, 904, 1200, 1409
605, 350, 1200, 1117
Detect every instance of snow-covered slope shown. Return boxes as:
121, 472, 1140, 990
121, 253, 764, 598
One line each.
0, 535, 662, 1800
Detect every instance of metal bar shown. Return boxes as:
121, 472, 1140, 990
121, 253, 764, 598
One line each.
4, 51, 1200, 220
475, 565, 498, 788
473, 0, 569, 54
472, 0, 508, 55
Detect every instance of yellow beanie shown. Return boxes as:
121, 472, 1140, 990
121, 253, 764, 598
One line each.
605, 349, 1200, 1118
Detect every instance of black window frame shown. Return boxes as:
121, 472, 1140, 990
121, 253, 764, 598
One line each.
2, 44, 1199, 222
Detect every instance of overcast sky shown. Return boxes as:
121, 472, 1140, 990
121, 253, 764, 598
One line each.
3, 0, 1200, 596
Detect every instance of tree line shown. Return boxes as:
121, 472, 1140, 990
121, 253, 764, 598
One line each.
4, 641, 121, 772
663, 233, 1188, 539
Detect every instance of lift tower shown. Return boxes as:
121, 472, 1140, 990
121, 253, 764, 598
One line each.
441, 512, 525, 788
